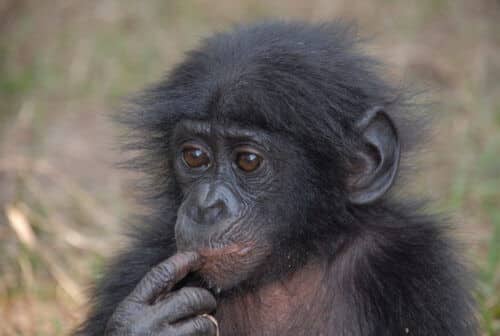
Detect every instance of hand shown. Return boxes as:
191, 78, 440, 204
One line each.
104, 252, 218, 335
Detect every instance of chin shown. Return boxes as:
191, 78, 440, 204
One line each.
196, 242, 271, 291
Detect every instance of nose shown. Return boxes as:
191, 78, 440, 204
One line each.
189, 183, 231, 226
198, 200, 225, 225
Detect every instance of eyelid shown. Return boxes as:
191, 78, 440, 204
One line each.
180, 141, 212, 155
181, 141, 204, 149
233, 144, 264, 156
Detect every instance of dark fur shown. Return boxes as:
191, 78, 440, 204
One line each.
76, 21, 477, 335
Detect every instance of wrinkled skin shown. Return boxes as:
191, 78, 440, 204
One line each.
105, 252, 218, 336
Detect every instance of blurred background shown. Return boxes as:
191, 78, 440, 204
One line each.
0, 0, 499, 335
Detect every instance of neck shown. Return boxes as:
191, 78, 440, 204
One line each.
215, 261, 330, 336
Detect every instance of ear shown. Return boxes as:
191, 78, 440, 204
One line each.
348, 106, 401, 205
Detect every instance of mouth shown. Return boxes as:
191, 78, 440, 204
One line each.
198, 242, 254, 259
189, 241, 268, 290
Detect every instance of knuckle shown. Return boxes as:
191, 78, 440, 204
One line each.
179, 287, 215, 307
152, 263, 175, 283
193, 317, 214, 333
178, 288, 201, 308
105, 313, 130, 334
115, 299, 140, 316
159, 326, 174, 336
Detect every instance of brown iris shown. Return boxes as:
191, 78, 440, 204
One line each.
182, 145, 210, 168
235, 151, 262, 172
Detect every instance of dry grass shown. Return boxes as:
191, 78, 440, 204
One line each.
0, 1, 499, 335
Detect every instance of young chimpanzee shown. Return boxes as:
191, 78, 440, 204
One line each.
76, 21, 477, 335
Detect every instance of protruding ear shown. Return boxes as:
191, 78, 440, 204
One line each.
348, 106, 401, 205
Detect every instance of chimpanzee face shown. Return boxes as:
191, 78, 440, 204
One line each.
172, 119, 308, 290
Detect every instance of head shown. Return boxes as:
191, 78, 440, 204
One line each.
125, 22, 403, 291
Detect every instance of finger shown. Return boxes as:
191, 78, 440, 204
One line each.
169, 315, 218, 336
130, 252, 201, 303
152, 287, 216, 324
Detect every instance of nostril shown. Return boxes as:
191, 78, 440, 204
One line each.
187, 202, 226, 225
201, 202, 225, 224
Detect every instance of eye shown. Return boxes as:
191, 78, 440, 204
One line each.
182, 145, 210, 169
235, 150, 263, 172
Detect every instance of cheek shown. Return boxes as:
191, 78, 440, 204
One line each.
174, 197, 202, 249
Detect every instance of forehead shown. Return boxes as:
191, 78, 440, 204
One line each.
173, 119, 274, 144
